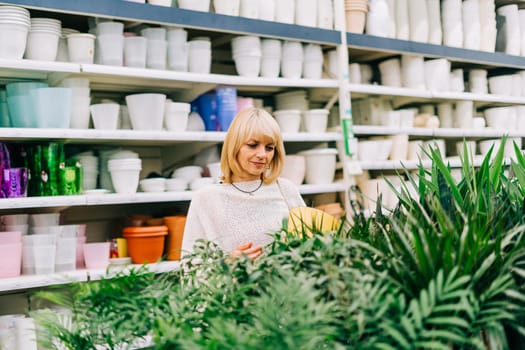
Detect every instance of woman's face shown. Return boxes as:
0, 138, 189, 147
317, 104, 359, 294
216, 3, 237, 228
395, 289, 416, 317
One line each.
233, 135, 275, 182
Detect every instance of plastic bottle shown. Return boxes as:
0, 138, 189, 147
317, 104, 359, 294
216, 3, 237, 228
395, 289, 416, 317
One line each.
186, 106, 206, 131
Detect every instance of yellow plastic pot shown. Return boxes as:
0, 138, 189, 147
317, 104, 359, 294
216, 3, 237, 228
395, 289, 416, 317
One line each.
287, 206, 341, 237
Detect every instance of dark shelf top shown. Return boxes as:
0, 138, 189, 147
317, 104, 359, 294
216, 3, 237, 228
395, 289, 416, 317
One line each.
0, 0, 341, 44
347, 33, 525, 70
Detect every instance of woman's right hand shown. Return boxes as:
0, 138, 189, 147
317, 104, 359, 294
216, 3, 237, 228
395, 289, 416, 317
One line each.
232, 242, 263, 261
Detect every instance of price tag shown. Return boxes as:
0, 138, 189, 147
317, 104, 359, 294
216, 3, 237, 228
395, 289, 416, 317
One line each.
347, 136, 358, 157
347, 160, 363, 175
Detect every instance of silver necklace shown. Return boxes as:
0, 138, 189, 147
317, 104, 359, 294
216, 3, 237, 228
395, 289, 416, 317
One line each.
231, 180, 263, 196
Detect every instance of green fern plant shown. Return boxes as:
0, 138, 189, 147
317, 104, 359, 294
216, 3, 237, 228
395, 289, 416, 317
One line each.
375, 268, 477, 350
35, 139, 525, 350
351, 138, 525, 348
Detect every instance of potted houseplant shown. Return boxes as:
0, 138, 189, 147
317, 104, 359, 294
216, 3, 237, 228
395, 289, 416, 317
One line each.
34, 140, 525, 349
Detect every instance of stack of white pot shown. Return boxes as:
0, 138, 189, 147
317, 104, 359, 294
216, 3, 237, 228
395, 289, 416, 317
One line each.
231, 35, 262, 77
25, 18, 62, 61
0, 5, 31, 59
260, 39, 282, 78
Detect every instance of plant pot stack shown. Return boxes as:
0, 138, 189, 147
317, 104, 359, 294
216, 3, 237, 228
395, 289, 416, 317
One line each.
345, 0, 368, 34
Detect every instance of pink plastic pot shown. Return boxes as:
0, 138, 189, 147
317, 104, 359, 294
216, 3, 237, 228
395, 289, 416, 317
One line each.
0, 243, 22, 278
76, 235, 87, 269
83, 242, 110, 269
0, 230, 22, 244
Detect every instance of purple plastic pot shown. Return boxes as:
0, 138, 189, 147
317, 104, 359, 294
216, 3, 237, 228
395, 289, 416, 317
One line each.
2, 167, 28, 198
0, 143, 11, 192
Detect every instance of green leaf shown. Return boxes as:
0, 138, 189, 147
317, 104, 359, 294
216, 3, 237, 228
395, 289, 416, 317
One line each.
425, 316, 470, 329
489, 134, 507, 189
514, 267, 525, 280
511, 160, 525, 196
504, 289, 525, 303
481, 274, 514, 301
408, 299, 423, 330
374, 343, 400, 350
420, 329, 469, 344
381, 323, 411, 350
430, 147, 463, 208
443, 275, 470, 295
413, 340, 454, 350
472, 253, 496, 282
420, 289, 431, 317
400, 316, 417, 340
432, 304, 468, 315
514, 325, 525, 337
512, 140, 525, 166
477, 308, 515, 321
435, 269, 444, 297
428, 279, 436, 311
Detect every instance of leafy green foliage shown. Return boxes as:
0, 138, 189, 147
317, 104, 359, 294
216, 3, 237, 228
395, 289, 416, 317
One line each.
36, 140, 525, 349
34, 266, 176, 350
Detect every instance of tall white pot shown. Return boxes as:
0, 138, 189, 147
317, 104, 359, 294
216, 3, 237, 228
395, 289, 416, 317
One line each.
257, 0, 275, 21
296, 0, 317, 27
240, 0, 259, 18
408, 0, 428, 42
395, 0, 409, 40
426, 0, 442, 45
385, 0, 396, 38
275, 0, 295, 24
178, 0, 210, 11
317, 0, 334, 29
366, 0, 391, 38
213, 0, 240, 16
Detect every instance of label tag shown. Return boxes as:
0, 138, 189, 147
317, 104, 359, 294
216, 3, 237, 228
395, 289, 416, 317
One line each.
347, 160, 363, 175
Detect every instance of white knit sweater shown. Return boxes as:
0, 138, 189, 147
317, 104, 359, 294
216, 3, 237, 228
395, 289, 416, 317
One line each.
182, 177, 305, 256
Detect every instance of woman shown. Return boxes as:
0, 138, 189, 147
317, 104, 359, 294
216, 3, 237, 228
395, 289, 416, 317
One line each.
182, 107, 305, 260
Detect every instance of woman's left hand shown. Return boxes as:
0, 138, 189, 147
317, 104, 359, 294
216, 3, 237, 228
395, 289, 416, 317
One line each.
231, 242, 263, 261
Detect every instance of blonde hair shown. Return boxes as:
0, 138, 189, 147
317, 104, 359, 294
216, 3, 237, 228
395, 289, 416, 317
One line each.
221, 107, 285, 184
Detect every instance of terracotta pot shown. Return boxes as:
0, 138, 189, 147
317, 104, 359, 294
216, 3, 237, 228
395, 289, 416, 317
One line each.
314, 202, 345, 220
122, 225, 168, 264
163, 215, 186, 260
346, 9, 367, 34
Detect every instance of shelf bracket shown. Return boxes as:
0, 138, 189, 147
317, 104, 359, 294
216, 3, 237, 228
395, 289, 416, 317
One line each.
47, 72, 75, 86
391, 96, 430, 109
160, 142, 221, 175
171, 83, 218, 103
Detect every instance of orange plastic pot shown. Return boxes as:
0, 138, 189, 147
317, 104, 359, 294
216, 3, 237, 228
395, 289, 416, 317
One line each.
163, 215, 186, 261
122, 225, 168, 264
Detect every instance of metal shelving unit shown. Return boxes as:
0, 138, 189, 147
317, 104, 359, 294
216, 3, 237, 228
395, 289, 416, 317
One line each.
344, 26, 525, 173
0, 0, 523, 293
0, 0, 349, 294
